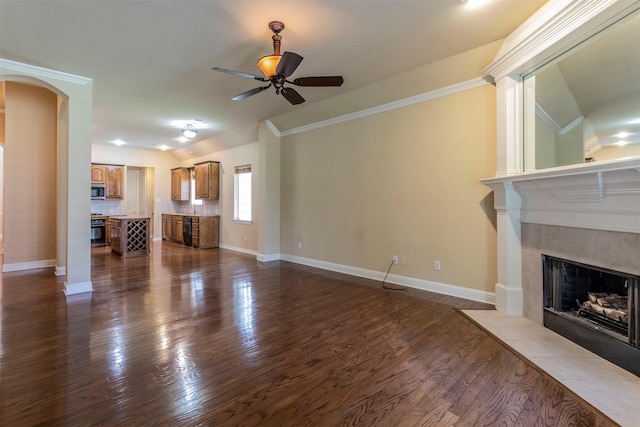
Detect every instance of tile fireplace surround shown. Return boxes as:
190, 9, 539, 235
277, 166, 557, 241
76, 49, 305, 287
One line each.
521, 223, 640, 325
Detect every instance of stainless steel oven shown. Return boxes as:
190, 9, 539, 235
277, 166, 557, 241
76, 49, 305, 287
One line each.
91, 217, 106, 245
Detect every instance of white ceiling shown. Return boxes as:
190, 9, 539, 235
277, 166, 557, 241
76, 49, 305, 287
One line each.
0, 0, 547, 152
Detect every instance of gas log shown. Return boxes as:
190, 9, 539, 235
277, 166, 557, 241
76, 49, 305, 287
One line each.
582, 293, 628, 324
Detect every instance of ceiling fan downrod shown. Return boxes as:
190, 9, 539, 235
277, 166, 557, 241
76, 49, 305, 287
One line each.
268, 21, 285, 56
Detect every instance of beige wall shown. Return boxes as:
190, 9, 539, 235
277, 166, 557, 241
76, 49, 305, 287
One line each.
183, 142, 259, 252
281, 84, 498, 292
4, 82, 58, 266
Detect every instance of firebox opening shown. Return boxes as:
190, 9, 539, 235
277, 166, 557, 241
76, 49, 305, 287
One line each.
542, 255, 639, 377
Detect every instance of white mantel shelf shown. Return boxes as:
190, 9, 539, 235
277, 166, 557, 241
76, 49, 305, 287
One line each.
482, 157, 640, 233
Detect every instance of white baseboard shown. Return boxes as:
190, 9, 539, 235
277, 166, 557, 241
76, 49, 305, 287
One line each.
280, 254, 496, 305
257, 253, 281, 262
2, 259, 56, 272
64, 280, 93, 295
55, 265, 66, 276
218, 243, 258, 257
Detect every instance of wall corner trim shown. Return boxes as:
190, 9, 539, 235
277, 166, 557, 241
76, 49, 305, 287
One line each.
265, 120, 281, 137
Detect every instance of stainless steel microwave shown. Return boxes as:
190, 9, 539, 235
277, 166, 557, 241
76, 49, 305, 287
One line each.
91, 184, 105, 200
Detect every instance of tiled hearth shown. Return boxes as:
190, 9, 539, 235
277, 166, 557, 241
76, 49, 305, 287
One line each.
462, 309, 639, 427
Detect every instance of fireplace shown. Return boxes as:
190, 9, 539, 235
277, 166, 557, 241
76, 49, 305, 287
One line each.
542, 255, 639, 376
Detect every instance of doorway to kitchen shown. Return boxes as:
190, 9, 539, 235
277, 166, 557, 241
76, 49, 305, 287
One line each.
125, 166, 154, 236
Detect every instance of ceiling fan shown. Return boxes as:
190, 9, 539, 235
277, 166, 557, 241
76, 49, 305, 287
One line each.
212, 21, 344, 105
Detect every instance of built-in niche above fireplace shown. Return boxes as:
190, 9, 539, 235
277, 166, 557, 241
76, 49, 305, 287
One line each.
542, 255, 639, 376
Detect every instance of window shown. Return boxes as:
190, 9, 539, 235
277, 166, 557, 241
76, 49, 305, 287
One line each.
234, 165, 252, 222
190, 169, 203, 206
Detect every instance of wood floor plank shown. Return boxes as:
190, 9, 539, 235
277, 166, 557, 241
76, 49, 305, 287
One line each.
0, 242, 618, 426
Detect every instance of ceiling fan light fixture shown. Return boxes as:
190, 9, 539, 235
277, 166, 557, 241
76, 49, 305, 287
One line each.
182, 123, 198, 139
257, 54, 281, 78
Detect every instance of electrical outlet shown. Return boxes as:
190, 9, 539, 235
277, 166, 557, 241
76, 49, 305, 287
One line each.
244, 234, 248, 241
401, 256, 407, 266
434, 260, 441, 271
392, 255, 399, 265
297, 241, 302, 249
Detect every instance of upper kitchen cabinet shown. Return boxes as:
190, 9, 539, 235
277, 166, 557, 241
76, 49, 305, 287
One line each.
105, 165, 124, 200
92, 163, 124, 199
194, 161, 219, 200
91, 164, 106, 184
171, 167, 191, 201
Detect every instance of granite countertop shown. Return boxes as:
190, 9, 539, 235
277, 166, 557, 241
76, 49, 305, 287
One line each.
109, 215, 151, 220
162, 213, 220, 217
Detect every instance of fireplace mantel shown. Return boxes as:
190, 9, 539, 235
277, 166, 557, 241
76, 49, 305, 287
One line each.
481, 0, 640, 316
482, 157, 640, 233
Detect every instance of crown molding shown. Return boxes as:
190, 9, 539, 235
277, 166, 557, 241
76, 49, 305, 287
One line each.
280, 77, 488, 137
535, 103, 583, 135
484, 0, 640, 80
0, 58, 92, 85
265, 120, 281, 137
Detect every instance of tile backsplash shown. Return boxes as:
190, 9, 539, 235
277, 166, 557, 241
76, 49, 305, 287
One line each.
162, 199, 220, 215
90, 200, 125, 215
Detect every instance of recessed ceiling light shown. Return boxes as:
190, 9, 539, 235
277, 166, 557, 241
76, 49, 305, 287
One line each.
112, 139, 126, 146
616, 131, 630, 138
461, 0, 491, 7
158, 145, 170, 151
616, 140, 629, 147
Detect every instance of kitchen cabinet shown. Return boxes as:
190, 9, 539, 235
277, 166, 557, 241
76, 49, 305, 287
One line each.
170, 216, 183, 243
105, 165, 124, 200
161, 214, 219, 248
161, 214, 183, 244
161, 214, 169, 240
193, 215, 219, 249
171, 168, 191, 201
194, 161, 219, 200
91, 164, 106, 184
92, 163, 124, 199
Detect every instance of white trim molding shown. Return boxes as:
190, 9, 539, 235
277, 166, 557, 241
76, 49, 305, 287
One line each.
484, 0, 639, 80
2, 259, 56, 272
280, 77, 488, 137
55, 266, 66, 276
64, 280, 93, 296
483, 158, 640, 233
280, 254, 495, 305
218, 243, 258, 257
0, 58, 93, 85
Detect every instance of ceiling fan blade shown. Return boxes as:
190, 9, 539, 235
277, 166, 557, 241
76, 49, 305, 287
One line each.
276, 52, 303, 77
292, 76, 344, 87
281, 87, 305, 105
212, 67, 266, 81
231, 85, 271, 101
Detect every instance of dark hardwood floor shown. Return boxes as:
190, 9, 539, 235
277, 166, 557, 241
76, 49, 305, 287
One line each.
0, 242, 615, 426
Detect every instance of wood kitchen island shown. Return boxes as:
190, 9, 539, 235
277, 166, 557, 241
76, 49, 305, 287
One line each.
108, 216, 151, 257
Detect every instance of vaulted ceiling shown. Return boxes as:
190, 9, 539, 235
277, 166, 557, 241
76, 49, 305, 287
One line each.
0, 0, 546, 153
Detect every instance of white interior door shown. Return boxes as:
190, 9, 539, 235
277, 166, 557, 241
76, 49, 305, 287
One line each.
126, 169, 140, 216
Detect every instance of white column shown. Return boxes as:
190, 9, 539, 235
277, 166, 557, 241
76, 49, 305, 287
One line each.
492, 75, 525, 315
491, 182, 523, 315
256, 121, 281, 262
